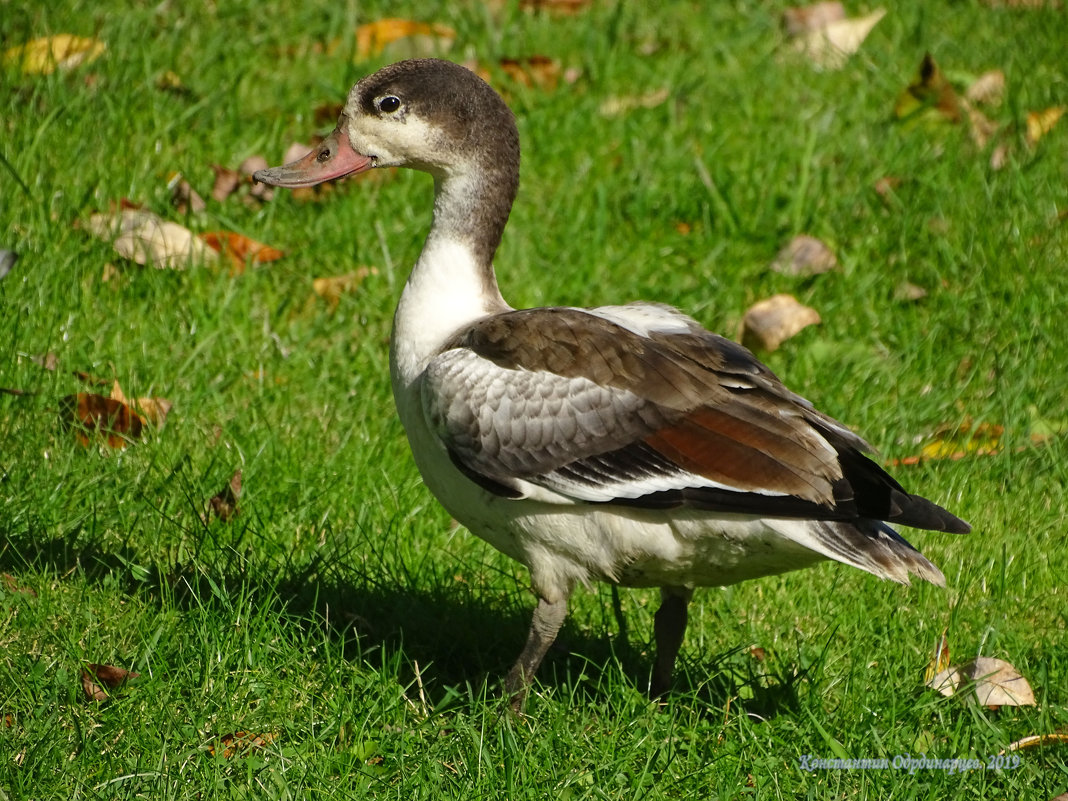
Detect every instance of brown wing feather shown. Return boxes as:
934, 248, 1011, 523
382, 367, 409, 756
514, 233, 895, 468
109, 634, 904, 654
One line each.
443, 305, 969, 533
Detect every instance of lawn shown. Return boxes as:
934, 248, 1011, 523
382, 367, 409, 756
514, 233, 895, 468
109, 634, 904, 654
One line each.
1, 0, 1067, 798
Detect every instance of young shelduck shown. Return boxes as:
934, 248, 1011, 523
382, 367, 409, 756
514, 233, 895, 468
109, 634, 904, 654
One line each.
255, 58, 969, 709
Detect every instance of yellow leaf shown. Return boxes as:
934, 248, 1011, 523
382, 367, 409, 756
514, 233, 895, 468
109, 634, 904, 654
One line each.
923, 630, 952, 686
3, 35, 106, 75
1026, 106, 1065, 147
354, 19, 455, 61
920, 422, 1003, 460
312, 267, 377, 309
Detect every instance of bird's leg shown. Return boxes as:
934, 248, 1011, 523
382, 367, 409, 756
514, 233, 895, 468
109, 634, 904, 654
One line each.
650, 586, 693, 698
504, 596, 568, 712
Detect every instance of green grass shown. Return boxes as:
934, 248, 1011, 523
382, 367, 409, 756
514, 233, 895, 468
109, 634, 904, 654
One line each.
2, 0, 1067, 797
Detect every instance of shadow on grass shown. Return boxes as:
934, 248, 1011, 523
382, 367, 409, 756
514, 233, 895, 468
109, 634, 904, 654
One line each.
0, 516, 815, 719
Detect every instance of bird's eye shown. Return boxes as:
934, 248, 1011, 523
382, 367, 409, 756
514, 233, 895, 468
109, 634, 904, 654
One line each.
379, 96, 401, 113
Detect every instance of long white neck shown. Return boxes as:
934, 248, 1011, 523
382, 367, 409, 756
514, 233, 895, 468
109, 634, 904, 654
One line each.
389, 169, 512, 394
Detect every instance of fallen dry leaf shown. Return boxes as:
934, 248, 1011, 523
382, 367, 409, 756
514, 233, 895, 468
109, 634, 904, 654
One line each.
208, 730, 276, 758
963, 100, 1000, 149
895, 53, 961, 125
599, 88, 670, 117
894, 281, 928, 302
921, 421, 1003, 461
199, 231, 284, 274
969, 657, 1036, 708
81, 663, 139, 702
519, 0, 592, 12
312, 267, 377, 309
927, 655, 1036, 708
87, 209, 217, 269
107, 378, 171, 427
134, 396, 173, 426
1001, 733, 1068, 753
965, 70, 1006, 107
782, 2, 845, 36
3, 35, 106, 75
1026, 106, 1066, 147
211, 165, 243, 202
209, 470, 242, 522
355, 18, 455, 61
789, 7, 885, 70
740, 294, 820, 352
61, 393, 144, 449
171, 175, 206, 215
769, 235, 838, 277
498, 56, 566, 91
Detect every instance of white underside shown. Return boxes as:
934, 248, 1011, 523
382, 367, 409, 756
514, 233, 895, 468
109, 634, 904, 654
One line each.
388, 234, 840, 603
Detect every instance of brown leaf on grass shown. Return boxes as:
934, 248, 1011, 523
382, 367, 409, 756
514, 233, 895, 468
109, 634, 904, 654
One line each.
208, 730, 276, 758
1026, 106, 1066, 147
2, 573, 37, 598
86, 209, 217, 269
969, 657, 1036, 708
599, 88, 670, 117
926, 655, 1035, 708
520, 0, 592, 13
2, 713, 12, 729
894, 53, 961, 124
354, 19, 455, 61
3, 35, 106, 75
498, 56, 567, 91
312, 267, 377, 309
61, 393, 144, 449
894, 281, 928, 302
788, 7, 885, 70
81, 663, 139, 702
209, 470, 242, 522
211, 165, 243, 202
32, 352, 59, 371
199, 231, 284, 274
782, 2, 845, 36
964, 101, 1000, 149
740, 294, 820, 352
171, 175, 206, 215
965, 70, 1006, 107
769, 235, 838, 277
133, 396, 173, 427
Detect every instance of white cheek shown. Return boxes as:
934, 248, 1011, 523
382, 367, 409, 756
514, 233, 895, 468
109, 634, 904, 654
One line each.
347, 117, 439, 168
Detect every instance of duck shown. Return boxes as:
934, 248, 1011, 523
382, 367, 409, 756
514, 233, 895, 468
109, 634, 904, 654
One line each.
254, 58, 969, 709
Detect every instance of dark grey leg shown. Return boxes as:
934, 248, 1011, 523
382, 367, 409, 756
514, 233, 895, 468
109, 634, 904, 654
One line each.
650, 586, 693, 698
504, 596, 569, 712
